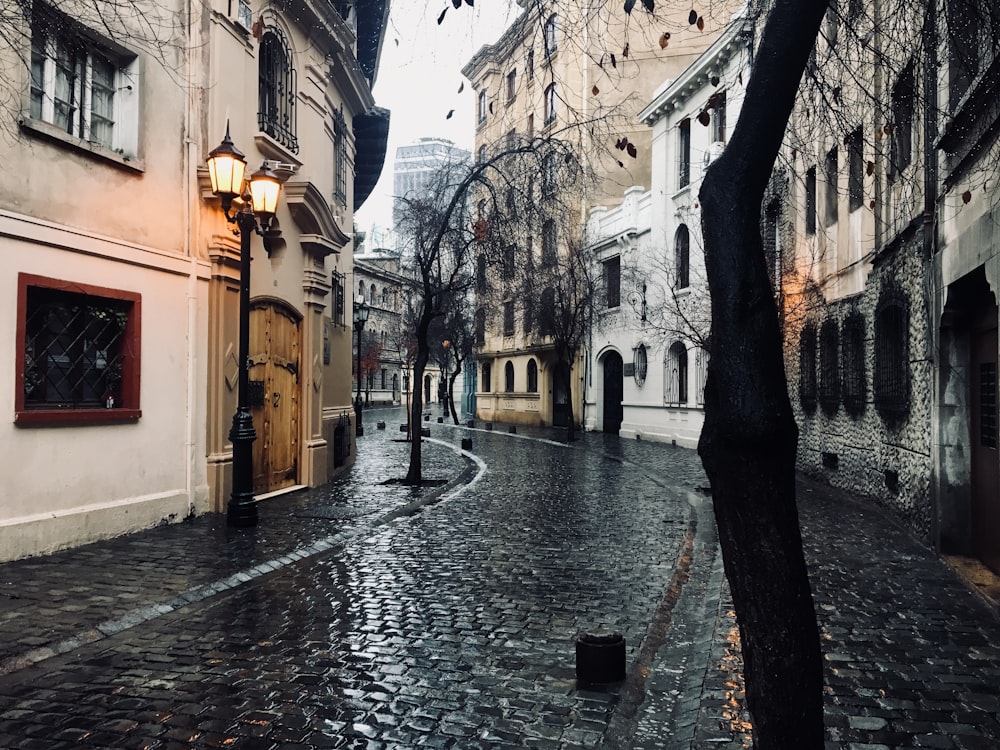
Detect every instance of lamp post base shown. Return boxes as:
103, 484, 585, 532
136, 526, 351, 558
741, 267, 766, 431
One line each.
227, 407, 258, 528
354, 398, 364, 437
227, 494, 258, 527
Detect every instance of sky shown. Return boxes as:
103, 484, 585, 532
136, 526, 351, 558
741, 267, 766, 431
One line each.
354, 1, 520, 246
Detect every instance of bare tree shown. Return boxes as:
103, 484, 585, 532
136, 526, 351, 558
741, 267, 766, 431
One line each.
395, 129, 591, 481
697, 0, 831, 744
431, 291, 476, 425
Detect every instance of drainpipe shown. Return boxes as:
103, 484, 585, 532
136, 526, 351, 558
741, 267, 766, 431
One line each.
184, 0, 203, 518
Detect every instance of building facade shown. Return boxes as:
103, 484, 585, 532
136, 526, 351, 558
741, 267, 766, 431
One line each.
392, 138, 471, 252
2, 0, 388, 561
776, 0, 1000, 575
462, 0, 740, 430
586, 15, 751, 447
354, 252, 407, 406
930, 0, 1000, 569
201, 0, 388, 506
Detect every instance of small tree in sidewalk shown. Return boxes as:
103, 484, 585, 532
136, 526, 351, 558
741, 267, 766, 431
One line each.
430, 296, 475, 425
395, 132, 588, 483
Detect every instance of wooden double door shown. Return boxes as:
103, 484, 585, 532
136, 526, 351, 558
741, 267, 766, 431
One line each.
249, 302, 301, 494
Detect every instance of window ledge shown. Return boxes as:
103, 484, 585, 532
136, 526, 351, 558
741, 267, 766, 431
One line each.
16, 408, 142, 426
254, 132, 302, 166
20, 118, 144, 173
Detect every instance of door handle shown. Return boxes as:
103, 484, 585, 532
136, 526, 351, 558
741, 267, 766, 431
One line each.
273, 391, 280, 408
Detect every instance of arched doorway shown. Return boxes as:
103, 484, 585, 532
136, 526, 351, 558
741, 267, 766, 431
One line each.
940, 268, 999, 572
552, 361, 571, 427
424, 373, 432, 403
603, 351, 623, 434
249, 301, 301, 493
969, 284, 999, 571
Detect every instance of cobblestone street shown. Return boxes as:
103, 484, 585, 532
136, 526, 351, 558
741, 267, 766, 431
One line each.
1, 406, 999, 749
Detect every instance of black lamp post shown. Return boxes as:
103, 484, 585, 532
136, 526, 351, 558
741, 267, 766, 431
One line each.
354, 297, 370, 437
206, 123, 282, 528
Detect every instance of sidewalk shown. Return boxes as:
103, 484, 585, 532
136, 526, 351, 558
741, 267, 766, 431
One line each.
0, 413, 470, 674
1, 409, 999, 749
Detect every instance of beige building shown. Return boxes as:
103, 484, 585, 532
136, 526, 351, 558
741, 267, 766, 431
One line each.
461, 0, 738, 430
2, 0, 388, 560
200, 0, 389, 504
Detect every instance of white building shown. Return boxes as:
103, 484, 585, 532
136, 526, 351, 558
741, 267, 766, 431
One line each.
585, 13, 751, 448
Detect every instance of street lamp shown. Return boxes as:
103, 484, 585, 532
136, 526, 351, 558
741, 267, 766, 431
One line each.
441, 339, 450, 406
206, 123, 282, 528
353, 297, 370, 437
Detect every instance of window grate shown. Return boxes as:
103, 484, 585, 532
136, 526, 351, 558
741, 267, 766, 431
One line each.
604, 256, 620, 308
675, 225, 690, 289
664, 342, 687, 404
818, 319, 840, 416
874, 288, 910, 424
24, 288, 128, 408
841, 311, 866, 417
981, 362, 997, 449
799, 323, 818, 413
258, 27, 298, 153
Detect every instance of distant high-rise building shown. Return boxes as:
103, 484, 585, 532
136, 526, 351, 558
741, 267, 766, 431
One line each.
392, 138, 471, 249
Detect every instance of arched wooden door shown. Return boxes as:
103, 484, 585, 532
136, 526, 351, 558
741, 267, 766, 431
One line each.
249, 302, 300, 493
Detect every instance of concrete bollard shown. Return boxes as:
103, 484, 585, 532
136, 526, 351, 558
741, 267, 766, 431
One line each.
485, 422, 493, 431
508, 425, 517, 434
575, 633, 626, 685
461, 437, 472, 450
400, 424, 408, 432
424, 414, 430, 421
376, 421, 386, 430
467, 419, 475, 428
420, 427, 431, 437
437, 416, 444, 423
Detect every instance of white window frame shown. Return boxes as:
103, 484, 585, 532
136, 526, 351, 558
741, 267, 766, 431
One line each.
29, 7, 139, 158
544, 14, 557, 57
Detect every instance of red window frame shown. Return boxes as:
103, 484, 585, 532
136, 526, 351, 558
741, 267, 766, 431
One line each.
15, 273, 142, 425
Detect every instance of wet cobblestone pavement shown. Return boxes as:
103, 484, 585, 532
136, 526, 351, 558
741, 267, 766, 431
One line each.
0, 405, 999, 748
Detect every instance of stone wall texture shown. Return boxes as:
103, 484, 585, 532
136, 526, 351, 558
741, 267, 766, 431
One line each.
790, 232, 934, 541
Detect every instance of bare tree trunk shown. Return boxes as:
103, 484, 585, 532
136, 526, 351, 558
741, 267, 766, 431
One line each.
564, 362, 577, 442
448, 362, 461, 424
405, 314, 431, 485
697, 0, 828, 746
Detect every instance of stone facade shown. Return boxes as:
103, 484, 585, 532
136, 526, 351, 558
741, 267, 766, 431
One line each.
792, 233, 934, 540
